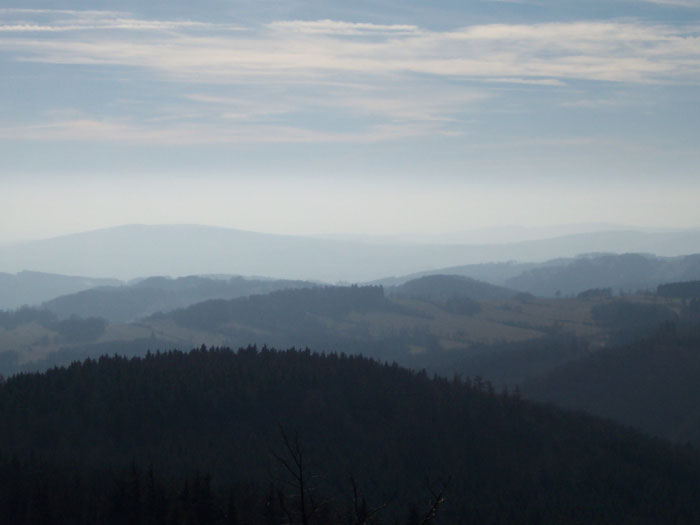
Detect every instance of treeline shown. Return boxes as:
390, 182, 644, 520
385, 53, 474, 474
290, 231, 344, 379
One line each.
161, 285, 396, 332
0, 456, 455, 525
428, 334, 592, 389
43, 276, 318, 323
523, 319, 700, 444
0, 306, 106, 342
590, 300, 678, 345
0, 307, 56, 331
658, 280, 700, 299
389, 275, 514, 303
2, 347, 700, 522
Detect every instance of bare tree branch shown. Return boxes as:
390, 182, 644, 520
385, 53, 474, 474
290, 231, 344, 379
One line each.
419, 475, 452, 525
349, 474, 395, 525
270, 424, 316, 525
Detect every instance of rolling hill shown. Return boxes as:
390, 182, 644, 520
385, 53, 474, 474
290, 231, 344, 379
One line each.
0, 271, 121, 310
2, 347, 700, 523
42, 275, 318, 323
505, 253, 700, 296
379, 253, 700, 297
522, 317, 700, 445
2, 284, 688, 382
389, 274, 517, 302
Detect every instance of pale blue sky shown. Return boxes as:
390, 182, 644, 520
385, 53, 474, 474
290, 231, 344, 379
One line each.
1, 1, 699, 242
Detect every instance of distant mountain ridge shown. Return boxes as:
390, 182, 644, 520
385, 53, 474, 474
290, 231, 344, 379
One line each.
504, 253, 700, 296
316, 222, 663, 245
379, 253, 700, 297
3, 224, 700, 283
6, 251, 700, 319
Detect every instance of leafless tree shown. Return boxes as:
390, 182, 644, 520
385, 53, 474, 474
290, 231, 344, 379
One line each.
349, 474, 394, 525
270, 425, 319, 525
418, 475, 451, 524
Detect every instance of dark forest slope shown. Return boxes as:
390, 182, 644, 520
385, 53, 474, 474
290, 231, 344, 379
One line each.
523, 319, 700, 444
1, 348, 700, 523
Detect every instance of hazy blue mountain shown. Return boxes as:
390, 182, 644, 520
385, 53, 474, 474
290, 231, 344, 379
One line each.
42, 275, 317, 323
0, 271, 122, 310
378, 253, 700, 297
370, 261, 542, 287
319, 223, 657, 245
505, 253, 700, 297
4, 224, 700, 283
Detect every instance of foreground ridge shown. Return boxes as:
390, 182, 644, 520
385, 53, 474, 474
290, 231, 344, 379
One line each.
1, 346, 700, 523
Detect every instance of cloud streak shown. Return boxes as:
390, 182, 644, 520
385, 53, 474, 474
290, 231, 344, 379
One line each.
0, 117, 441, 145
1, 10, 699, 145
640, 0, 700, 7
0, 9, 242, 33
0, 20, 233, 32
0, 11, 698, 85
268, 20, 420, 36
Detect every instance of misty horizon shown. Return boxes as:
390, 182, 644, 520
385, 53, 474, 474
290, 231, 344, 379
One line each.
2, 223, 700, 283
1, 220, 698, 247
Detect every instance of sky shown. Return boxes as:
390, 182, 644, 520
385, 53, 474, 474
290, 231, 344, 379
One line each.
1, 0, 700, 243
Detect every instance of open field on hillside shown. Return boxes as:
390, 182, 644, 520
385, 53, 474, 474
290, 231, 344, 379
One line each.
0, 293, 685, 376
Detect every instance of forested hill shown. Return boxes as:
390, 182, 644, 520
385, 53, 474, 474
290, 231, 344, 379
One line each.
522, 319, 700, 444
159, 285, 395, 332
43, 275, 317, 323
389, 274, 516, 302
2, 348, 700, 523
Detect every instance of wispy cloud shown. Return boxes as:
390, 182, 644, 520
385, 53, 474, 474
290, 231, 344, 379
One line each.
267, 20, 420, 36
0, 9, 124, 16
640, 0, 700, 7
2, 9, 699, 145
0, 118, 439, 145
0, 9, 242, 33
316, 91, 490, 122
2, 13, 698, 84
0, 79, 482, 143
0, 22, 220, 32
187, 87, 489, 124
185, 94, 297, 121
559, 97, 629, 108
